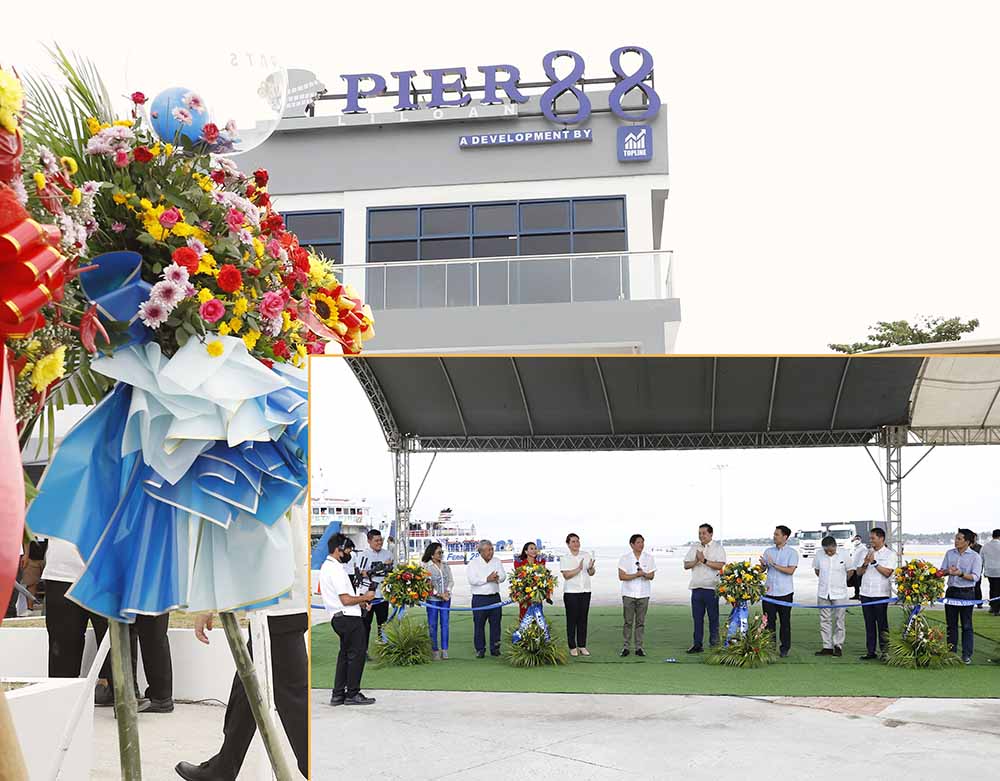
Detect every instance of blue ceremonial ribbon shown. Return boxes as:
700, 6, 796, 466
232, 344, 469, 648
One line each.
511, 602, 549, 644
419, 600, 514, 612
905, 605, 923, 632
380, 605, 407, 642
725, 601, 749, 645
78, 251, 152, 348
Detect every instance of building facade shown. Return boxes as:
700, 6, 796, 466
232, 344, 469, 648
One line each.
242, 48, 679, 353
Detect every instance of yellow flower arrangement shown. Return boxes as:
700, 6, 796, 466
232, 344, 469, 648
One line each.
0, 66, 25, 134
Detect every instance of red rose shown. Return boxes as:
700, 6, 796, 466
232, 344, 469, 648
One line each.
272, 339, 290, 359
171, 247, 200, 275
131, 92, 147, 105
259, 358, 274, 369
246, 266, 260, 277
256, 192, 271, 209
263, 213, 284, 233
201, 123, 220, 143
210, 170, 227, 185
217, 264, 243, 293
253, 169, 269, 187
246, 184, 257, 198
133, 146, 154, 163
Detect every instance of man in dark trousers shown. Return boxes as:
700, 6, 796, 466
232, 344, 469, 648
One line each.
174, 511, 310, 780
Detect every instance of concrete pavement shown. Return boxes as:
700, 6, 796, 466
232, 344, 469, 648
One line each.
311, 689, 1000, 779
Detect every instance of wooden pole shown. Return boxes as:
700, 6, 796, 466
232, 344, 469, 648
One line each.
109, 619, 142, 780
0, 687, 29, 781
219, 612, 297, 781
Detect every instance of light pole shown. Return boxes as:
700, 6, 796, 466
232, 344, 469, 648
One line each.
713, 464, 728, 541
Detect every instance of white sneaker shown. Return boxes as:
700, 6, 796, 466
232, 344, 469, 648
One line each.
431, 651, 441, 661
441, 650, 449, 659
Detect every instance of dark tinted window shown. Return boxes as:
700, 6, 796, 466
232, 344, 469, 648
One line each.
421, 238, 470, 260
421, 207, 469, 236
520, 233, 571, 256
308, 243, 343, 263
286, 211, 342, 240
369, 241, 418, 262
520, 201, 570, 232
573, 199, 624, 230
573, 231, 627, 253
473, 236, 516, 258
369, 209, 417, 239
473, 204, 517, 235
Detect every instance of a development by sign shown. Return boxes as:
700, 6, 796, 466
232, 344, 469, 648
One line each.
460, 128, 593, 149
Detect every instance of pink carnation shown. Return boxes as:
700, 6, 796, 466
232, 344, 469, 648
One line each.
113, 149, 130, 168
225, 208, 245, 234
199, 298, 226, 323
258, 290, 285, 320
159, 207, 182, 229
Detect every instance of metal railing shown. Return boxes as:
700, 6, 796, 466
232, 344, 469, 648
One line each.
334, 250, 674, 311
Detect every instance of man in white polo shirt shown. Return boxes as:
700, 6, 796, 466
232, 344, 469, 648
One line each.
683, 523, 726, 653
320, 532, 376, 706
813, 535, 855, 657
467, 539, 507, 658
618, 533, 656, 657
856, 527, 895, 661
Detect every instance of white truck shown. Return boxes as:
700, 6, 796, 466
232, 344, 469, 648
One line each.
825, 524, 858, 555
794, 529, 824, 558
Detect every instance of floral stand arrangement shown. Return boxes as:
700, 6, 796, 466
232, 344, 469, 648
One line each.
374, 563, 434, 666
504, 563, 564, 667
0, 50, 372, 780
706, 560, 775, 668
885, 559, 957, 669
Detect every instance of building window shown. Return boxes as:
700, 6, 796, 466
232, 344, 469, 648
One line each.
366, 197, 627, 309
284, 210, 343, 263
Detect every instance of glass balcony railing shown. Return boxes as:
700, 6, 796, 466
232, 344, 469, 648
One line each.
334, 251, 673, 311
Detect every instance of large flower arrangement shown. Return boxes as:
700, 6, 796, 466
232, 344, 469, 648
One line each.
706, 614, 776, 669
893, 559, 944, 607
716, 560, 767, 606
508, 562, 557, 606
382, 562, 434, 607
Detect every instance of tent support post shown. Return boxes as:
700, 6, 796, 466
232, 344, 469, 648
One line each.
394, 441, 411, 563
884, 425, 907, 566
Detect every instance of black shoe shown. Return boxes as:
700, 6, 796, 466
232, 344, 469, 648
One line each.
174, 761, 221, 781
476, 650, 485, 658
620, 647, 630, 657
833, 646, 842, 657
815, 648, 833, 656
859, 653, 878, 660
330, 693, 345, 706
491, 649, 501, 657
963, 656, 973, 665
635, 648, 646, 657
94, 682, 114, 707
344, 693, 376, 705
143, 697, 174, 714
779, 650, 788, 658
686, 646, 703, 654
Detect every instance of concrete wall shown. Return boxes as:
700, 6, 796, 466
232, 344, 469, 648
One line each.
362, 298, 681, 354
5, 677, 92, 780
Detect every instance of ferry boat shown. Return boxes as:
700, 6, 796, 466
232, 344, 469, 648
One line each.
309, 490, 384, 551
406, 508, 516, 565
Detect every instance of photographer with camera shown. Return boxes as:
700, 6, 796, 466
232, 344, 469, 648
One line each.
357, 529, 394, 650
320, 533, 377, 706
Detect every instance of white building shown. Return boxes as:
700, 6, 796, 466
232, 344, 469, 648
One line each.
242, 47, 680, 353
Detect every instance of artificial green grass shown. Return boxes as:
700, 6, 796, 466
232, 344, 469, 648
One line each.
311, 604, 1000, 698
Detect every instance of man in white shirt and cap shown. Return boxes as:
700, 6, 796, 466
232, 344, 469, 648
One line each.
466, 539, 507, 658
813, 535, 855, 657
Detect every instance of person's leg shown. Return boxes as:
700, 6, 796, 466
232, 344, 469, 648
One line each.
88, 613, 115, 681
861, 597, 877, 655
374, 600, 389, 638
763, 599, 778, 645
944, 600, 959, 653
487, 595, 502, 654
427, 602, 440, 652
472, 595, 488, 653
832, 600, 846, 649
136, 612, 172, 702
876, 604, 889, 654
362, 605, 376, 649
989, 576, 1000, 615
564, 593, 578, 649
691, 590, 705, 649
960, 604, 974, 660
331, 618, 349, 697
578, 593, 591, 648
622, 597, 635, 649
202, 634, 257, 778
706, 591, 720, 647
344, 617, 368, 697
818, 597, 833, 649
269, 614, 309, 777
778, 596, 792, 654
634, 597, 649, 650
44, 580, 88, 677
440, 600, 451, 651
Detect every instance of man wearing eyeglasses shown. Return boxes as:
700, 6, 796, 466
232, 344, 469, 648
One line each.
618, 533, 656, 657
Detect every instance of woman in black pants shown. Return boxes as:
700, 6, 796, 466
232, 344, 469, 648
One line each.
560, 533, 596, 656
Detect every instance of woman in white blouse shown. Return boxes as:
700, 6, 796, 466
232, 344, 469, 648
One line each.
422, 542, 454, 660
560, 533, 596, 656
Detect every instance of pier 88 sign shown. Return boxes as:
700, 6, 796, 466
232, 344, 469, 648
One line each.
337, 46, 660, 161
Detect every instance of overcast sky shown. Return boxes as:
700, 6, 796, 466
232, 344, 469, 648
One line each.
11, 1, 1000, 543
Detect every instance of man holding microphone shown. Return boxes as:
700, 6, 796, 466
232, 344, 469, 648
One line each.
856, 527, 894, 661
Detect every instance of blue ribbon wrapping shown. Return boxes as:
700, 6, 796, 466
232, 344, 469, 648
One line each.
27, 364, 309, 621
78, 251, 152, 348
512, 602, 549, 644
725, 601, 749, 645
